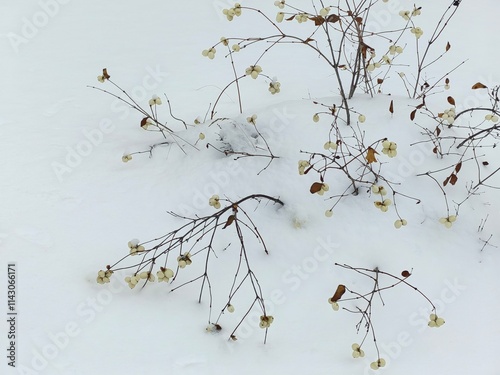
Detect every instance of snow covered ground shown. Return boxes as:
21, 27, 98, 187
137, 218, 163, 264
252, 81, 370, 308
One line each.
1, 1, 499, 374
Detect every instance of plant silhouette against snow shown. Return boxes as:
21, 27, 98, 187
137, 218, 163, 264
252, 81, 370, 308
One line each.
329, 264, 444, 368
96, 194, 283, 343
90, 1, 484, 363
413, 83, 500, 229
206, 1, 460, 124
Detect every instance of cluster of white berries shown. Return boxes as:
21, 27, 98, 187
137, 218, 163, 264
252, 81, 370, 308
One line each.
428, 313, 445, 327
485, 113, 499, 122
367, 61, 382, 72
122, 154, 132, 163
125, 275, 140, 289
316, 183, 330, 196
202, 47, 216, 59
441, 107, 456, 124
389, 45, 404, 55
371, 185, 387, 196
177, 252, 192, 268
399, 7, 420, 20
381, 54, 391, 64
394, 219, 408, 229
374, 198, 392, 212
205, 323, 222, 332
269, 81, 281, 94
259, 315, 274, 328
220, 37, 229, 46
141, 118, 154, 130
97, 75, 107, 83
411, 27, 424, 39
274, 0, 285, 8
373, 184, 392, 212
399, 10, 411, 20
370, 358, 387, 370
323, 141, 337, 152
298, 160, 310, 175
439, 215, 457, 228
128, 239, 145, 255
209, 194, 221, 209
382, 140, 398, 158
222, 3, 241, 21
351, 343, 365, 358
295, 13, 308, 23
320, 7, 330, 17
157, 267, 174, 283
245, 65, 262, 79
149, 95, 162, 106
328, 297, 340, 311
125, 271, 155, 289
96, 269, 113, 284
247, 114, 257, 124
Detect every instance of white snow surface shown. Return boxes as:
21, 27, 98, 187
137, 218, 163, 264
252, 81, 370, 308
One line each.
1, 1, 500, 374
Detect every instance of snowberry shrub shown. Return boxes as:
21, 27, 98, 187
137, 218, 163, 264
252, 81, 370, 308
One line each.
97, 194, 284, 343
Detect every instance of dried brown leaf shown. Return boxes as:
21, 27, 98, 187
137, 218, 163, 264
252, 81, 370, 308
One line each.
447, 96, 456, 106
443, 176, 450, 186
455, 162, 462, 173
326, 14, 340, 23
401, 270, 411, 278
410, 109, 417, 121
472, 82, 487, 89
450, 173, 458, 185
223, 215, 235, 229
331, 284, 346, 302
310, 182, 324, 194
366, 147, 378, 163
309, 15, 325, 26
